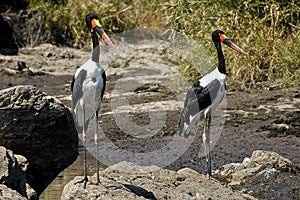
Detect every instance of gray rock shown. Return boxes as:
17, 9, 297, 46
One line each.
214, 150, 300, 186
0, 146, 37, 199
0, 14, 18, 55
0, 85, 78, 195
0, 184, 27, 200
62, 161, 257, 200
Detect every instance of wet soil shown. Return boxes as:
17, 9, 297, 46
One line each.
0, 44, 299, 199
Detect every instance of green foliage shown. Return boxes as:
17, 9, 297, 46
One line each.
23, 0, 300, 88
27, 0, 163, 48
160, 0, 300, 88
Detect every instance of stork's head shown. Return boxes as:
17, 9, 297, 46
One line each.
212, 30, 247, 55
85, 13, 115, 48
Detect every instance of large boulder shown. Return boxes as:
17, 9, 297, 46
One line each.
0, 0, 29, 55
0, 146, 37, 199
62, 162, 257, 200
0, 14, 18, 55
0, 85, 78, 195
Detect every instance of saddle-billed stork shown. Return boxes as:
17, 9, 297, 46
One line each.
71, 13, 115, 188
178, 30, 247, 181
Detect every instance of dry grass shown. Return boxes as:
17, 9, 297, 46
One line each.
159, 0, 300, 89
27, 0, 163, 48
23, 0, 300, 88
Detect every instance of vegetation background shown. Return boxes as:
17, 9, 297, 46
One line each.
1, 0, 300, 89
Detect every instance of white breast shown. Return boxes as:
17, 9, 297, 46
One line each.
199, 67, 227, 116
199, 68, 227, 88
74, 59, 105, 125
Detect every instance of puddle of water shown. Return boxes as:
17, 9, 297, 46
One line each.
39, 152, 99, 200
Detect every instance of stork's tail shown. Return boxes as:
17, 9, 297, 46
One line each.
178, 105, 192, 137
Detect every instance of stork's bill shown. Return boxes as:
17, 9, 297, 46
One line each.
91, 19, 116, 49
220, 34, 247, 55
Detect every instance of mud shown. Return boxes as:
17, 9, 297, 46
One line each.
0, 43, 299, 199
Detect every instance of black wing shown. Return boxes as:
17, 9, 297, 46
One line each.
100, 71, 106, 101
71, 69, 87, 110
178, 79, 220, 135
71, 69, 89, 133
95, 70, 106, 118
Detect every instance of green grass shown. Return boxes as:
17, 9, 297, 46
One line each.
20, 0, 300, 88
160, 0, 300, 89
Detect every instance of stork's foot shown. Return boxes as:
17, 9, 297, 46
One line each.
94, 172, 103, 187
204, 174, 219, 183
93, 181, 106, 187
75, 176, 88, 189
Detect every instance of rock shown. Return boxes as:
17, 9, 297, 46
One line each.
17, 61, 27, 71
62, 161, 257, 200
0, 146, 38, 199
214, 150, 300, 200
214, 150, 300, 186
0, 14, 18, 55
0, 85, 78, 195
0, 184, 28, 200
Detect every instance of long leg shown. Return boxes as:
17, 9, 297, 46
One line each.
75, 106, 88, 188
202, 116, 219, 182
202, 116, 211, 175
95, 111, 100, 184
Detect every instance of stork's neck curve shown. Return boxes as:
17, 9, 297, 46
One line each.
214, 41, 226, 75
91, 31, 100, 63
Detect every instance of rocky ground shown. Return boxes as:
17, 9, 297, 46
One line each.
61, 161, 258, 200
0, 39, 299, 199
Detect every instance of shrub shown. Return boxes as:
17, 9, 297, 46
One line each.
12, 0, 300, 88
160, 0, 300, 88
